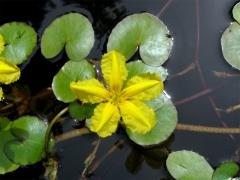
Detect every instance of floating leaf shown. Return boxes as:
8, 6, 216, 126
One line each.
41, 13, 94, 61
0, 117, 19, 174
107, 13, 173, 66
127, 60, 168, 81
221, 22, 240, 70
69, 101, 96, 121
126, 94, 177, 146
212, 162, 239, 180
166, 150, 213, 180
4, 116, 47, 165
0, 22, 37, 64
233, 2, 240, 23
52, 60, 95, 103
146, 92, 170, 111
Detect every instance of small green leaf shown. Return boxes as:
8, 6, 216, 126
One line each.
0, 117, 11, 130
212, 162, 239, 180
52, 60, 95, 103
127, 60, 168, 81
166, 150, 214, 180
4, 116, 47, 165
107, 13, 173, 66
0, 22, 37, 64
69, 101, 96, 121
41, 13, 94, 61
0, 117, 19, 175
233, 2, 240, 23
221, 22, 240, 70
126, 94, 177, 146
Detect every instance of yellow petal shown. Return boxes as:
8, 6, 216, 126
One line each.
101, 50, 128, 92
70, 78, 110, 103
0, 87, 3, 101
0, 57, 21, 85
119, 100, 156, 134
90, 102, 120, 138
0, 34, 5, 53
121, 73, 164, 101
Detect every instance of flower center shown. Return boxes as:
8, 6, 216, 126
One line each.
109, 91, 124, 105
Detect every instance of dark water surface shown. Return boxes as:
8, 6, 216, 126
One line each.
1, 0, 240, 179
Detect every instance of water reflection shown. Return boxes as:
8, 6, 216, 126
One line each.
125, 135, 174, 175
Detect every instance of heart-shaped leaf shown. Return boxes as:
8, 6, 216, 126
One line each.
107, 13, 173, 66
4, 116, 47, 165
0, 22, 37, 65
69, 101, 96, 121
127, 60, 168, 81
212, 162, 239, 180
221, 22, 240, 70
52, 60, 95, 103
166, 150, 213, 180
0, 117, 19, 175
41, 13, 94, 61
126, 94, 177, 146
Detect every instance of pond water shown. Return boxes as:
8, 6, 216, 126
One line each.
1, 0, 240, 179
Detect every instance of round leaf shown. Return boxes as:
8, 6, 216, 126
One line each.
0, 22, 37, 64
107, 13, 173, 66
0, 117, 19, 174
4, 116, 47, 165
221, 22, 240, 70
166, 150, 214, 180
52, 60, 95, 103
127, 60, 168, 81
233, 2, 240, 23
126, 95, 177, 146
212, 162, 239, 180
41, 13, 94, 61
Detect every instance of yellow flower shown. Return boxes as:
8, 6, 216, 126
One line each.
0, 57, 21, 101
0, 57, 21, 85
0, 87, 3, 100
0, 34, 5, 53
70, 50, 164, 138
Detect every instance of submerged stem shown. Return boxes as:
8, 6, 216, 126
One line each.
54, 123, 240, 145
45, 107, 69, 152
55, 128, 90, 143
81, 139, 101, 179
176, 123, 240, 134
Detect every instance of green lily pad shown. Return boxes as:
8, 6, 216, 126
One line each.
146, 92, 170, 111
41, 13, 94, 61
52, 60, 95, 103
126, 60, 168, 81
0, 22, 37, 65
221, 22, 240, 70
0, 117, 11, 130
166, 150, 214, 180
126, 95, 177, 146
0, 117, 19, 175
69, 101, 96, 121
233, 2, 240, 23
107, 13, 173, 66
4, 116, 47, 165
212, 162, 239, 180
